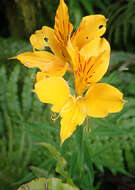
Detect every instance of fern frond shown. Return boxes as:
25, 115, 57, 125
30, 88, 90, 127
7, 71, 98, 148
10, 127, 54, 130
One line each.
7, 64, 21, 118
0, 66, 7, 110
21, 71, 33, 119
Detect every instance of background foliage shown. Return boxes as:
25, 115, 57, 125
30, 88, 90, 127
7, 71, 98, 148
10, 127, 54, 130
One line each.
0, 0, 135, 190
1, 0, 135, 51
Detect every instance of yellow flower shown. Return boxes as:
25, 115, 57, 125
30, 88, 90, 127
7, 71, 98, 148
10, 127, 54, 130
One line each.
67, 36, 111, 95
10, 0, 124, 144
12, 0, 108, 77
34, 45, 124, 144
33, 22, 124, 144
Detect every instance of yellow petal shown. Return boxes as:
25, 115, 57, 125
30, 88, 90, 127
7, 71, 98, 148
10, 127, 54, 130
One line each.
66, 39, 78, 70
74, 39, 110, 95
80, 37, 110, 59
71, 15, 107, 50
30, 26, 64, 60
34, 77, 70, 113
54, 0, 73, 46
60, 97, 86, 144
36, 72, 47, 82
84, 83, 124, 118
85, 40, 110, 83
14, 51, 68, 77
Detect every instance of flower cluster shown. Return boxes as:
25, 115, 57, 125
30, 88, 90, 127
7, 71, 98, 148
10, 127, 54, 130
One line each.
13, 0, 124, 144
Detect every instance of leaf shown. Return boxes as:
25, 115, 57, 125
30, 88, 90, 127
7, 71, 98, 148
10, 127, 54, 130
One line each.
30, 166, 48, 178
18, 177, 79, 190
21, 74, 33, 119
18, 178, 46, 190
38, 143, 67, 168
7, 64, 21, 117
38, 143, 74, 185
0, 66, 7, 110
92, 158, 132, 177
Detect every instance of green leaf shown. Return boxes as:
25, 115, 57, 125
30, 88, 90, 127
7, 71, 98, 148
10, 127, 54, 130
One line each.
38, 143, 66, 166
0, 66, 7, 110
7, 64, 21, 117
21, 72, 33, 118
38, 143, 74, 185
18, 177, 79, 190
18, 178, 46, 190
30, 166, 48, 178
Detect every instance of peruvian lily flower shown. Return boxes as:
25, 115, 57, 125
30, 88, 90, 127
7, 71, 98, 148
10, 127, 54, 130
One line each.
12, 0, 107, 77
34, 39, 124, 144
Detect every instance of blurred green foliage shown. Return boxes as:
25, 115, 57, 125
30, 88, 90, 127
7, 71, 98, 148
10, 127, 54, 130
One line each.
1, 0, 135, 51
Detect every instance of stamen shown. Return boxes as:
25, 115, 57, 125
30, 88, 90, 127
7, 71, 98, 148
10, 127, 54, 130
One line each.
51, 113, 60, 122
84, 117, 91, 133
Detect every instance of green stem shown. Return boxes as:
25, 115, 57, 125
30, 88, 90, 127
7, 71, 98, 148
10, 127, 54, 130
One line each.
76, 123, 95, 190
76, 125, 85, 179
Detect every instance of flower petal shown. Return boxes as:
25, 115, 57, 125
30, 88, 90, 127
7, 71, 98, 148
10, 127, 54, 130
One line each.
84, 83, 124, 118
80, 37, 110, 59
71, 15, 107, 50
66, 39, 78, 70
60, 97, 86, 144
54, 0, 73, 46
86, 42, 110, 83
30, 26, 64, 60
36, 72, 47, 82
74, 39, 110, 95
34, 77, 70, 112
82, 38, 110, 83
14, 51, 68, 77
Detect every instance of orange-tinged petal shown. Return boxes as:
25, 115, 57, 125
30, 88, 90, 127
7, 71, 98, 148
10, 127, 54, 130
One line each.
84, 83, 124, 118
74, 54, 93, 95
54, 0, 73, 46
34, 77, 70, 113
82, 38, 110, 83
74, 39, 110, 95
14, 51, 68, 77
66, 39, 78, 70
60, 97, 86, 144
86, 52, 110, 83
30, 26, 64, 60
71, 15, 107, 50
